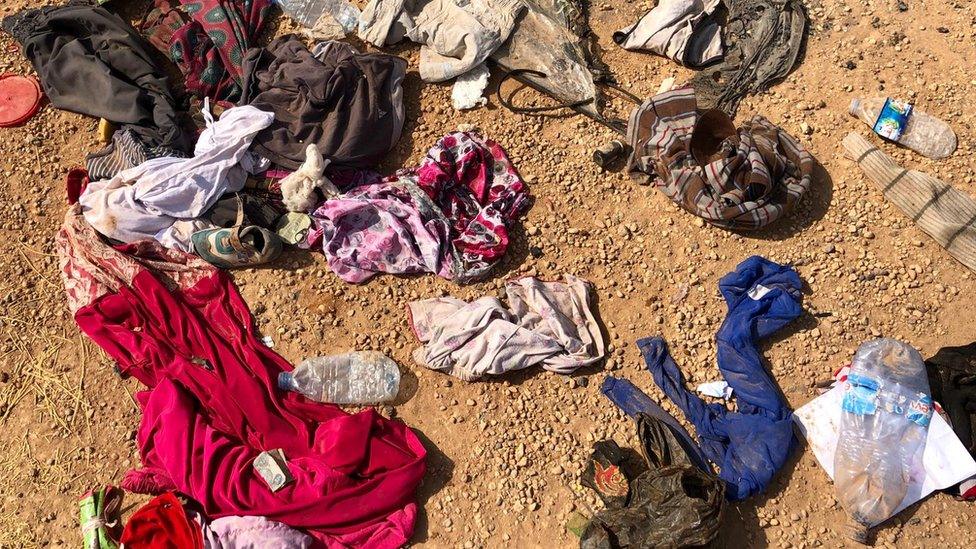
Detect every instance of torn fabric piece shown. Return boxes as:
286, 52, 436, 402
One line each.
143, 0, 273, 102
408, 275, 605, 381
311, 131, 530, 283
626, 86, 812, 230
79, 106, 273, 252
56, 208, 426, 547
2, 2, 192, 152
359, 0, 525, 82
613, 0, 724, 68
241, 36, 406, 170
639, 256, 802, 500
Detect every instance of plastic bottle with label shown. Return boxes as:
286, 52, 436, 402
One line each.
849, 97, 957, 159
275, 0, 360, 33
278, 351, 401, 404
833, 339, 933, 543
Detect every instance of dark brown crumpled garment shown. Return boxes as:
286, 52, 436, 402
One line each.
691, 0, 808, 114
581, 413, 725, 549
926, 343, 976, 455
625, 86, 813, 230
240, 35, 407, 170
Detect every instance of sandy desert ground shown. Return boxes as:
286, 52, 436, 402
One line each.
1, 0, 975, 547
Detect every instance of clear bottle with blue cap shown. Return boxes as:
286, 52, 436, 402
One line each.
834, 338, 933, 543
849, 97, 956, 159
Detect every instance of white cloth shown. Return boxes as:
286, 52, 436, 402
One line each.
793, 383, 976, 527
79, 105, 274, 251
408, 275, 606, 381
187, 511, 314, 549
613, 0, 724, 68
697, 380, 732, 399
451, 63, 490, 110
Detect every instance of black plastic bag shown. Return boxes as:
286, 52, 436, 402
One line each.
581, 413, 725, 548
925, 342, 976, 454
581, 440, 632, 509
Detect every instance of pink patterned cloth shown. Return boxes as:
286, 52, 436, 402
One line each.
58, 204, 213, 314
311, 132, 530, 283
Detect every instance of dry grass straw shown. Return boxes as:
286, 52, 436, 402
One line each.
0, 247, 96, 548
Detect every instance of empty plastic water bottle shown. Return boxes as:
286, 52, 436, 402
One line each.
850, 97, 957, 159
278, 351, 400, 404
276, 0, 360, 33
833, 339, 933, 543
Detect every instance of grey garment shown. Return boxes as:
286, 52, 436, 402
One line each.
843, 132, 976, 274
309, 40, 405, 142
613, 0, 724, 68
408, 275, 606, 381
240, 35, 407, 170
2, 2, 191, 152
359, 0, 525, 82
691, 0, 808, 114
86, 130, 188, 181
488, 0, 608, 126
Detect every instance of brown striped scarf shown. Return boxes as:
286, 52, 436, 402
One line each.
844, 132, 976, 273
625, 87, 814, 230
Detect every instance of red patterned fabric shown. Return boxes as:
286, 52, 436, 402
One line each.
144, 0, 272, 102
414, 132, 530, 267
57, 208, 427, 548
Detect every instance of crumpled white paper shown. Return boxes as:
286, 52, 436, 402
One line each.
452, 64, 490, 110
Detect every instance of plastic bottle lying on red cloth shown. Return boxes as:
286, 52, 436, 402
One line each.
56, 206, 426, 548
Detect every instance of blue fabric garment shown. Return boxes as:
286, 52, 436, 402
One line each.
601, 375, 711, 474
639, 255, 803, 500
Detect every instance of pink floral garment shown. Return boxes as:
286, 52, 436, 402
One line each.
311, 132, 530, 283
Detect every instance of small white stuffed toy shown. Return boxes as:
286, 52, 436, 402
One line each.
280, 145, 339, 212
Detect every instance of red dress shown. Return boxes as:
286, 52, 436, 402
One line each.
58, 207, 426, 548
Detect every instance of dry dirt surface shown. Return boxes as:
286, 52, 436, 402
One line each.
2, 0, 976, 547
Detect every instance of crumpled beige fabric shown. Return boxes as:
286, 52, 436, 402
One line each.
407, 275, 606, 381
359, 0, 525, 82
304, 12, 347, 41
613, 0, 723, 68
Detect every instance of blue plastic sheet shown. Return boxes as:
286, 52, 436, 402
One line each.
638, 256, 803, 500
